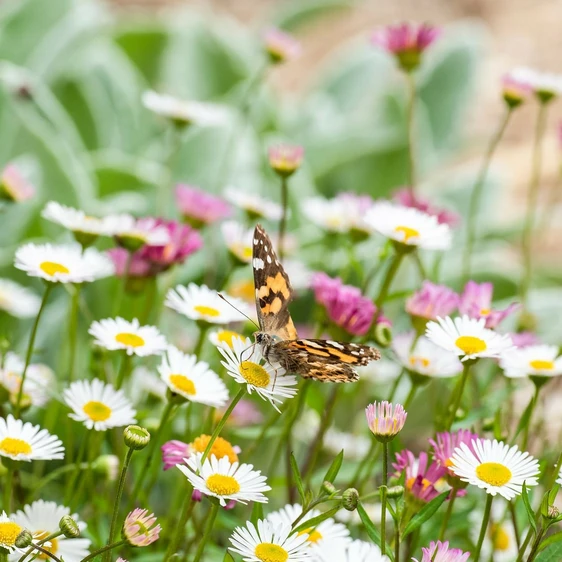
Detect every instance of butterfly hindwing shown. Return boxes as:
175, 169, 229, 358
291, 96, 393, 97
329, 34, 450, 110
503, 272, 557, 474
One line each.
252, 224, 297, 340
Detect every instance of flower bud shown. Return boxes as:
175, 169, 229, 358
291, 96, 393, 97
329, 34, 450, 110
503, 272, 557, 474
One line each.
342, 488, 359, 511
60, 515, 80, 538
15, 530, 33, 549
547, 506, 560, 520
321, 481, 337, 495
92, 454, 120, 481
124, 425, 150, 450
373, 319, 392, 348
386, 485, 405, 499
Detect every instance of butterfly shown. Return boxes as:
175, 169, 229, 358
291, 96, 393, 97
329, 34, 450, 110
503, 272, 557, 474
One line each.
252, 224, 380, 382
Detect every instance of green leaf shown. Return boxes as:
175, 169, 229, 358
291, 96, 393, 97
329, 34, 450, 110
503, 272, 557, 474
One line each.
356, 502, 381, 547
274, 0, 354, 31
536, 540, 562, 561
539, 531, 562, 553
223, 552, 235, 562
513, 396, 536, 441
323, 450, 344, 485
250, 502, 264, 525
402, 491, 448, 538
293, 506, 341, 535
548, 484, 560, 505
522, 482, 538, 534
290, 452, 306, 504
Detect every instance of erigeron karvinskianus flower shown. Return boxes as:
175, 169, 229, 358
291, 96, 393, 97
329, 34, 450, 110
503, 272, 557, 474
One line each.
0, 511, 25, 553
175, 184, 231, 228
158, 346, 229, 407
506, 67, 562, 102
430, 429, 479, 485
371, 22, 440, 72
9, 500, 90, 562
268, 145, 304, 177
405, 281, 459, 331
426, 315, 514, 362
0, 164, 34, 202
103, 215, 170, 252
459, 281, 518, 329
178, 453, 270, 506
393, 450, 446, 504
263, 27, 301, 64
15, 244, 114, 284
89, 317, 167, 357
0, 279, 40, 318
450, 438, 540, 500
499, 344, 562, 379
63, 378, 137, 431
365, 401, 407, 442
0, 415, 64, 461
221, 220, 254, 264
312, 538, 390, 562
218, 336, 297, 411
224, 187, 283, 221
122, 509, 161, 547
208, 329, 245, 349
502, 73, 534, 108
393, 188, 459, 227
413, 541, 469, 562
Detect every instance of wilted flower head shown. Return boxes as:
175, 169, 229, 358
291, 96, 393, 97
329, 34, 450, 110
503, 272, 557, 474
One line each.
365, 401, 407, 442
393, 188, 459, 227
263, 27, 301, 64
0, 164, 34, 202
413, 541, 470, 562
371, 22, 440, 71
393, 450, 445, 504
161, 440, 190, 471
311, 273, 376, 336
429, 429, 479, 476
175, 185, 231, 228
406, 281, 459, 324
459, 281, 518, 329
268, 145, 304, 177
123, 509, 161, 547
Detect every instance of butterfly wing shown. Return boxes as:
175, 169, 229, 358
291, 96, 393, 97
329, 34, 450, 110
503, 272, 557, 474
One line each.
252, 224, 298, 340
273, 339, 381, 382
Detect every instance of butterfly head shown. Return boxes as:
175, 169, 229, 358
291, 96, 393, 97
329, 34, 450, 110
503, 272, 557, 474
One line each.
253, 331, 281, 347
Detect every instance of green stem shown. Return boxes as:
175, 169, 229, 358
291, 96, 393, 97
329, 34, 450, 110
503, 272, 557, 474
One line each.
14, 283, 53, 417
67, 284, 80, 382
380, 441, 389, 556
547, 452, 562, 490
516, 527, 533, 562
201, 388, 246, 464
403, 382, 419, 410
104, 447, 134, 562
438, 486, 458, 541
2, 463, 13, 512
509, 500, 521, 549
406, 71, 417, 192
394, 523, 400, 562
115, 353, 132, 390
375, 251, 405, 311
389, 368, 406, 402
193, 323, 210, 359
165, 489, 195, 561
521, 384, 541, 451
351, 439, 377, 487
521, 101, 550, 307
30, 462, 88, 500
279, 176, 289, 260
27, 544, 61, 562
192, 502, 219, 562
527, 525, 546, 562
463, 107, 512, 279
112, 251, 133, 318
445, 362, 471, 430
18, 532, 62, 562
474, 494, 494, 561
64, 430, 91, 506
81, 540, 127, 562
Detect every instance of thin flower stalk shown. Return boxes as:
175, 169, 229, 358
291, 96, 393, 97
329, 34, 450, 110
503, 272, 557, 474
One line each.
406, 72, 417, 192
192, 502, 219, 562
474, 495, 494, 562
445, 362, 472, 430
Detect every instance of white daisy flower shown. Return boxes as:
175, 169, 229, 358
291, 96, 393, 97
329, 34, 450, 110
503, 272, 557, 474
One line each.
208, 329, 246, 349
499, 344, 562, 379
221, 220, 254, 263
229, 519, 311, 562
218, 336, 297, 411
158, 346, 229, 407
450, 438, 540, 500
9, 500, 90, 562
142, 90, 229, 127
88, 317, 168, 357
267, 504, 350, 546
0, 414, 64, 461
126, 366, 167, 405
425, 316, 514, 361
392, 332, 463, 378
102, 215, 170, 247
312, 538, 389, 562
508, 67, 562, 96
177, 452, 271, 506
165, 283, 252, 325
0, 512, 25, 553
224, 187, 283, 221
365, 201, 452, 250
0, 279, 40, 317
41, 201, 110, 236
15, 244, 114, 284
63, 378, 137, 431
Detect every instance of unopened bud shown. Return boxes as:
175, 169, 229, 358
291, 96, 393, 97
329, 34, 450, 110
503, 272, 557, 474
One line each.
386, 485, 405, 499
124, 425, 150, 450
15, 530, 33, 549
547, 506, 560, 520
322, 481, 337, 495
342, 488, 359, 511
374, 320, 392, 348
92, 454, 119, 481
60, 515, 80, 538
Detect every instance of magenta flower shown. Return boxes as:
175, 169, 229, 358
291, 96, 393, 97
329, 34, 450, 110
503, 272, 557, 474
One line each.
509, 331, 540, 348
459, 281, 519, 329
393, 450, 445, 503
371, 23, 440, 71
0, 164, 35, 202
365, 401, 407, 442
263, 27, 301, 64
406, 281, 459, 322
413, 541, 470, 562
311, 272, 376, 336
175, 185, 231, 227
123, 508, 161, 547
393, 188, 459, 227
161, 440, 190, 471
268, 144, 304, 177
429, 429, 479, 476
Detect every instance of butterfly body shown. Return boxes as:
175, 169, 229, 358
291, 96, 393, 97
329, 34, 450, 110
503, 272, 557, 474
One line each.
252, 224, 380, 382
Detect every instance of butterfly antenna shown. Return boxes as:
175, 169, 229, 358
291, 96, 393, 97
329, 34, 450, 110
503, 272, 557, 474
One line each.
217, 293, 260, 330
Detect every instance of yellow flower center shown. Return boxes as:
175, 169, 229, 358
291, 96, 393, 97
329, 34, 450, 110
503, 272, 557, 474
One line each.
490, 523, 510, 551
409, 356, 430, 368
229, 279, 255, 302
475, 462, 512, 486
0, 437, 32, 456
327, 217, 343, 229
394, 225, 419, 242
115, 332, 145, 348
530, 359, 554, 371
254, 543, 289, 562
298, 528, 323, 543
239, 361, 270, 388
39, 261, 69, 276
231, 244, 252, 261
191, 434, 239, 463
480, 308, 491, 316
0, 521, 23, 548
169, 374, 196, 395
406, 476, 431, 490
35, 531, 59, 558
206, 474, 240, 496
217, 330, 243, 348
455, 335, 487, 355
83, 400, 112, 421
194, 305, 220, 318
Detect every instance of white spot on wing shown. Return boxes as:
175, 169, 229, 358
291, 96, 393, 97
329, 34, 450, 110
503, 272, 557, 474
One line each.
327, 340, 344, 350
266, 255, 272, 263
253, 258, 265, 270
